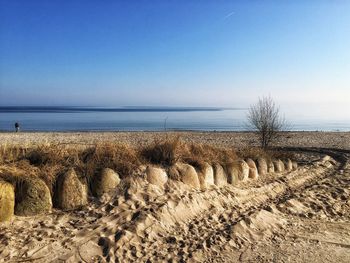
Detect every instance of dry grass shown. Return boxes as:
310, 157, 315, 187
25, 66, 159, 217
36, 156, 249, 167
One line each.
140, 136, 182, 166
0, 163, 40, 201
0, 142, 140, 194
80, 143, 140, 180
139, 136, 238, 171
1, 138, 282, 192
238, 146, 295, 162
181, 143, 237, 168
0, 144, 27, 164
26, 144, 81, 193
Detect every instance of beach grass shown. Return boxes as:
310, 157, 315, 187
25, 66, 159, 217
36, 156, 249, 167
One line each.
0, 136, 291, 193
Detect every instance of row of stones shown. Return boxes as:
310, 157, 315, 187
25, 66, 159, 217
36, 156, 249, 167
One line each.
0, 167, 120, 222
145, 158, 298, 190
0, 158, 296, 223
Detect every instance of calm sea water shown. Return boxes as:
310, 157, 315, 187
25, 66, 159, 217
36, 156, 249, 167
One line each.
0, 106, 349, 132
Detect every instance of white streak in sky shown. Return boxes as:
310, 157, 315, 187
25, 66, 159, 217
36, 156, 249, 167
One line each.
223, 11, 235, 21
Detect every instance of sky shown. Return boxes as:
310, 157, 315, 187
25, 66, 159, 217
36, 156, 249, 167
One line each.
0, 0, 349, 119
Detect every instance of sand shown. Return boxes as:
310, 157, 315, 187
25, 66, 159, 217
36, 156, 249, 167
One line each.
1, 131, 350, 150
0, 131, 349, 262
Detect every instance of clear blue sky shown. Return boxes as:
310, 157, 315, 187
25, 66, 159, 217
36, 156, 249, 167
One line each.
0, 1, 349, 118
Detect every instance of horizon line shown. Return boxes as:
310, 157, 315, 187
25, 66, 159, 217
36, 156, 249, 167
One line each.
0, 105, 248, 113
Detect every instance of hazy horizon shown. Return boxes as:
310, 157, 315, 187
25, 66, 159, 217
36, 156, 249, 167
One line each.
1, 1, 349, 121
1, 106, 349, 132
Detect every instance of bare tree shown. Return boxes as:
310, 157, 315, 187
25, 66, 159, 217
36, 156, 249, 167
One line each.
247, 96, 286, 149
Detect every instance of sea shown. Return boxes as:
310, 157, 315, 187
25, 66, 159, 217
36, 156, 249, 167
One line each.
0, 106, 349, 132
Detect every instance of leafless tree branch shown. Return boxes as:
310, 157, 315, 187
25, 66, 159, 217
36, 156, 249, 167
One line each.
247, 96, 286, 149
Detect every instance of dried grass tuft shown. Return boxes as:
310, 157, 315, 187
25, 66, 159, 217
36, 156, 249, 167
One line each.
180, 143, 237, 171
81, 143, 141, 180
140, 136, 182, 166
140, 137, 238, 171
0, 144, 27, 164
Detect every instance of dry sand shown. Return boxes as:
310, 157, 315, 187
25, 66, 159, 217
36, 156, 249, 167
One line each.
0, 131, 349, 262
1, 131, 350, 149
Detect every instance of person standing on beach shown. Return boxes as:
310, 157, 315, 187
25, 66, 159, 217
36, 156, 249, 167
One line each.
15, 122, 20, 132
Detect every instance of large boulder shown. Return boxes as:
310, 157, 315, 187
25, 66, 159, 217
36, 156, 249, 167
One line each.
15, 177, 52, 216
168, 166, 181, 181
284, 159, 293, 171
246, 159, 259, 180
273, 160, 285, 173
235, 160, 249, 181
292, 161, 298, 170
93, 168, 120, 197
213, 164, 227, 187
321, 155, 331, 162
197, 163, 214, 190
279, 160, 286, 171
175, 163, 200, 189
257, 158, 268, 176
225, 161, 241, 185
268, 161, 275, 173
146, 166, 168, 187
55, 169, 88, 210
0, 180, 15, 222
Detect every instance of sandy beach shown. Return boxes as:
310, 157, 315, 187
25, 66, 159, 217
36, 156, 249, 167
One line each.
0, 131, 349, 262
2, 0, 349, 262
1, 131, 350, 149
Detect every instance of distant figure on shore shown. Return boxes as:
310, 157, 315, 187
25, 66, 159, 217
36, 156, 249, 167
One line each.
15, 122, 20, 132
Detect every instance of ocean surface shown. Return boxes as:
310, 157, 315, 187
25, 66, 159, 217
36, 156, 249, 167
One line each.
0, 106, 349, 132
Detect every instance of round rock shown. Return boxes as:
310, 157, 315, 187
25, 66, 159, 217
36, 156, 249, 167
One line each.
246, 158, 259, 180
15, 177, 52, 216
268, 161, 275, 173
273, 160, 285, 173
0, 180, 15, 222
93, 168, 120, 197
284, 159, 293, 171
146, 166, 168, 187
197, 162, 214, 190
213, 164, 227, 187
55, 168, 88, 210
292, 161, 298, 170
175, 163, 200, 189
257, 158, 268, 176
